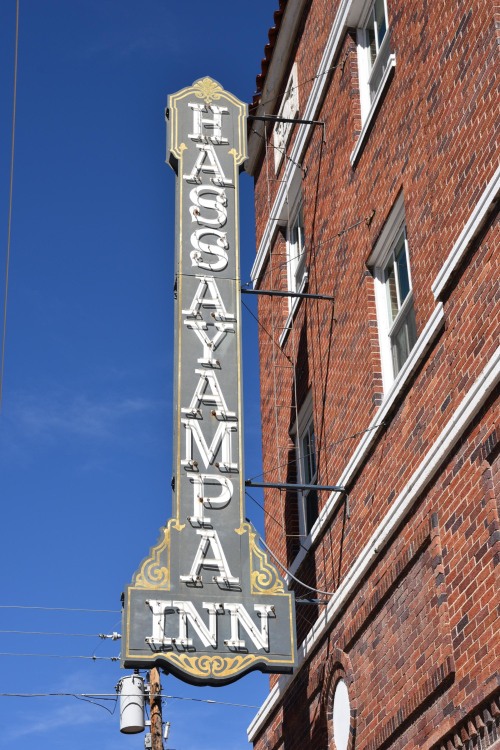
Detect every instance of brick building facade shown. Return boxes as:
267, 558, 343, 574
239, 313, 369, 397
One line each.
245, 1, 499, 748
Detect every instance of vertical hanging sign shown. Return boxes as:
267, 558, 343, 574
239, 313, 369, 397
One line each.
121, 78, 296, 686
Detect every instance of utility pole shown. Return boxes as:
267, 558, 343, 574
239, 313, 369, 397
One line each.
149, 667, 163, 750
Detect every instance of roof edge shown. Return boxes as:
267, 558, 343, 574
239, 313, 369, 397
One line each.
246, 0, 310, 177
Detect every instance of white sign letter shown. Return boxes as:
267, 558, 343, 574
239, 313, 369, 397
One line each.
189, 186, 227, 227
189, 474, 233, 524
183, 143, 233, 187
182, 418, 238, 471
184, 320, 234, 367
180, 529, 239, 585
190, 227, 229, 272
182, 275, 235, 321
224, 604, 274, 651
182, 369, 236, 420
188, 103, 229, 145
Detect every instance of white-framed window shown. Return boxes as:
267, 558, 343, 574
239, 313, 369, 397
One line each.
273, 63, 299, 173
369, 194, 417, 391
287, 198, 307, 304
356, 0, 392, 123
293, 393, 319, 536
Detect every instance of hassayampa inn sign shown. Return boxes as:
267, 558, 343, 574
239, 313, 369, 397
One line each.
121, 78, 296, 686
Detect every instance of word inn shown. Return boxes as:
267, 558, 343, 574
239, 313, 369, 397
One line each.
146, 600, 275, 652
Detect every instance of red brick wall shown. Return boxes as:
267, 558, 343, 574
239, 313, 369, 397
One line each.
250, 0, 499, 747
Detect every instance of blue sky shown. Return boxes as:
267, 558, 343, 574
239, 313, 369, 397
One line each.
0, 2, 274, 748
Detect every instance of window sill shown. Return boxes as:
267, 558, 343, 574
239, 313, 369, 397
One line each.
350, 53, 396, 166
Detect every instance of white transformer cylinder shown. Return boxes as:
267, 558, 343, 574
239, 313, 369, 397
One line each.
118, 674, 145, 734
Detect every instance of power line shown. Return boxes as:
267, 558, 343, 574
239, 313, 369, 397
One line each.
0, 630, 119, 638
259, 537, 337, 597
0, 652, 119, 661
1, 0, 19, 410
0, 693, 260, 708
250, 127, 305, 173
162, 695, 259, 708
247, 422, 385, 483
245, 491, 340, 597
0, 605, 120, 613
241, 297, 293, 364
249, 53, 349, 113
266, 213, 374, 280
245, 492, 310, 556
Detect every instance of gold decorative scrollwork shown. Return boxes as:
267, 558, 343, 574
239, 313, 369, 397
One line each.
192, 77, 224, 104
249, 529, 285, 595
166, 652, 264, 679
133, 520, 183, 589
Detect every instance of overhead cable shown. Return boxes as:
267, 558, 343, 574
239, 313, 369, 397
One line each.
0, 605, 120, 613
249, 53, 349, 113
241, 298, 293, 364
1, 0, 20, 410
247, 422, 385, 483
0, 629, 120, 639
245, 492, 310, 556
259, 537, 337, 597
0, 692, 260, 708
0, 652, 119, 661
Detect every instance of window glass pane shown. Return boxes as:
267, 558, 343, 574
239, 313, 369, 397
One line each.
297, 226, 305, 257
385, 257, 399, 322
302, 424, 316, 484
301, 433, 309, 482
374, 0, 387, 46
289, 203, 306, 291
289, 222, 299, 252
406, 303, 417, 352
368, 25, 377, 66
295, 206, 305, 256
305, 489, 319, 534
309, 425, 316, 480
395, 235, 411, 303
391, 321, 409, 375
391, 304, 417, 375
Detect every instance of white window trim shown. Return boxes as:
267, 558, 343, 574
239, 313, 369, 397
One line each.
248, 346, 500, 742
251, 0, 390, 287
368, 194, 413, 392
356, 0, 390, 121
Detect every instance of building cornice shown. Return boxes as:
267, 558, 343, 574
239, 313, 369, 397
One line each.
246, 0, 310, 177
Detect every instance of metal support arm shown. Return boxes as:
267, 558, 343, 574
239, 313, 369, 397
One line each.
241, 288, 334, 302
248, 114, 325, 127
245, 480, 346, 494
